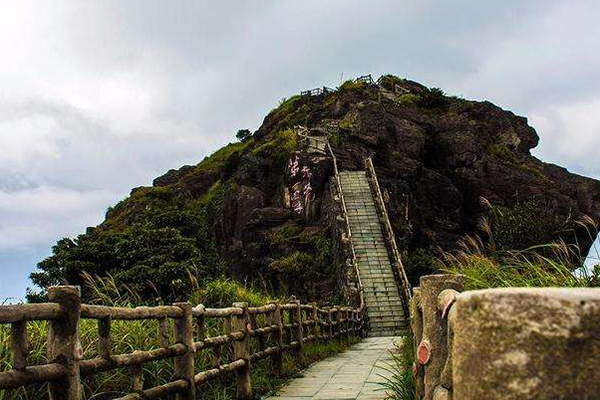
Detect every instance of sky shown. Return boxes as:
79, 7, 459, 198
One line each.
1, 1, 599, 302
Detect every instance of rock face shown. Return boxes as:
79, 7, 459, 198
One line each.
30, 75, 600, 303
215, 77, 600, 294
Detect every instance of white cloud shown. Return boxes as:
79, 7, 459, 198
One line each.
529, 97, 600, 178
0, 186, 117, 251
1, 0, 600, 298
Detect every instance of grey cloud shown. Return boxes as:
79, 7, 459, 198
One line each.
1, 0, 599, 300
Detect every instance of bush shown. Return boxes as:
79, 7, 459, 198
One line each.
236, 129, 252, 142
378, 74, 404, 90
252, 129, 298, 163
482, 199, 573, 252
418, 87, 448, 108
397, 94, 420, 106
191, 278, 269, 308
29, 182, 230, 303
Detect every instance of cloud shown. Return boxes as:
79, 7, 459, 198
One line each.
0, 185, 116, 251
529, 97, 600, 178
1, 0, 600, 299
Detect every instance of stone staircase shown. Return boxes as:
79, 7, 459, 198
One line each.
339, 171, 408, 336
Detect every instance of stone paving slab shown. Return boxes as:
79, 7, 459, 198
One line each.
263, 337, 402, 400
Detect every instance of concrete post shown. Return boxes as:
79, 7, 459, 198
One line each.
292, 300, 304, 364
419, 274, 465, 400
410, 287, 425, 399
232, 302, 252, 399
272, 304, 284, 375
452, 288, 600, 400
173, 302, 195, 400
47, 286, 82, 400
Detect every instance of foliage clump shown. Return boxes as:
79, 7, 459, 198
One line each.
29, 181, 231, 303
253, 129, 298, 163
439, 203, 599, 290
376, 336, 416, 400
191, 277, 269, 308
397, 93, 420, 106
267, 229, 338, 300
483, 199, 573, 251
377, 74, 404, 91
337, 79, 367, 93
236, 128, 252, 142
486, 143, 547, 180
417, 87, 448, 108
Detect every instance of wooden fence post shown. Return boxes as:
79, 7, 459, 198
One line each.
328, 308, 334, 338
336, 308, 343, 340
310, 304, 319, 339
272, 304, 284, 375
195, 304, 206, 343
173, 302, 195, 400
292, 300, 303, 364
344, 309, 350, 338
232, 302, 252, 400
10, 321, 28, 371
47, 285, 82, 400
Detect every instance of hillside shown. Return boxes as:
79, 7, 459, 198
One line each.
29, 75, 600, 303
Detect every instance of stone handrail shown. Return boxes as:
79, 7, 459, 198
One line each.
364, 157, 412, 312
0, 286, 367, 400
410, 274, 600, 400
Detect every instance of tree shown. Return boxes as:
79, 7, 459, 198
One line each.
236, 129, 252, 142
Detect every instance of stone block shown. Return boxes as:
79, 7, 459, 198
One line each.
452, 288, 600, 400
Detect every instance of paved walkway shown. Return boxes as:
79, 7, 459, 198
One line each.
264, 337, 402, 400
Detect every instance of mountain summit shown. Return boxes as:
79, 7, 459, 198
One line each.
30, 75, 600, 302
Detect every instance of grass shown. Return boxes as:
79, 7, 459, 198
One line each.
0, 275, 359, 400
252, 129, 298, 163
375, 336, 415, 400
439, 218, 600, 290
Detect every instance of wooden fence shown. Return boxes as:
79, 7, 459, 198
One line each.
0, 286, 367, 400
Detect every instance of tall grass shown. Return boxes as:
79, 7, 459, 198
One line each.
440, 237, 599, 290
0, 275, 355, 400
376, 336, 415, 400
379, 215, 599, 400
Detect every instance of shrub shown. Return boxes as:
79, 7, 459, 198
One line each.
252, 129, 298, 163
236, 129, 252, 142
191, 277, 269, 308
337, 79, 367, 94
418, 87, 448, 108
440, 237, 600, 290
482, 199, 573, 252
397, 94, 420, 106
377, 74, 404, 90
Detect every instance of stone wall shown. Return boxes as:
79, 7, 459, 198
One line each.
410, 275, 600, 400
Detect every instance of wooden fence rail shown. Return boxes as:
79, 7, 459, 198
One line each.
0, 286, 366, 400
